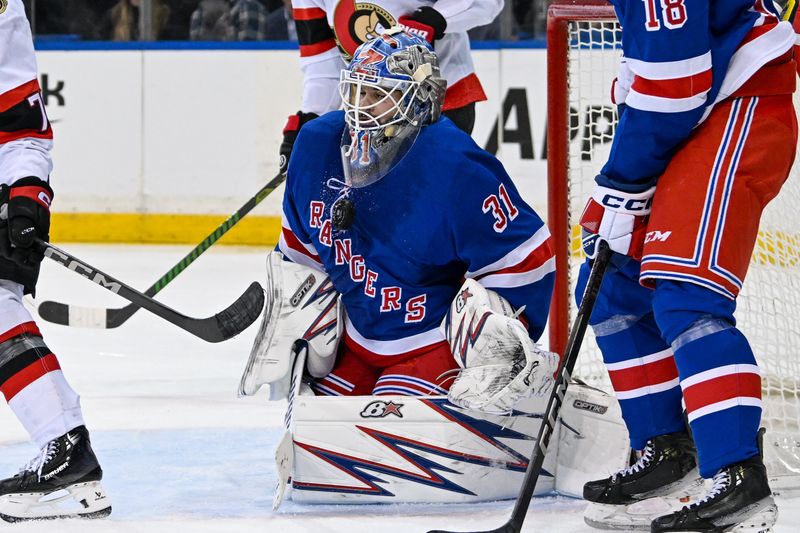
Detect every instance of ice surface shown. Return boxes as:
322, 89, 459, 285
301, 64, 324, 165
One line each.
0, 244, 797, 532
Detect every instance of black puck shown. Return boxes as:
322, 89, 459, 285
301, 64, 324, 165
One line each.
332, 198, 356, 230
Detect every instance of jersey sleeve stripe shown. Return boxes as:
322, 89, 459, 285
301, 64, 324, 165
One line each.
295, 11, 336, 57
626, 52, 712, 81
278, 226, 323, 269
631, 69, 712, 100
476, 256, 556, 289
625, 91, 708, 114
477, 236, 555, 279
300, 39, 338, 58
466, 225, 551, 279
293, 7, 326, 20
0, 79, 40, 113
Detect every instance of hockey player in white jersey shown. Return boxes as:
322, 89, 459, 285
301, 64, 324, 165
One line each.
278, 0, 503, 173
0, 0, 110, 522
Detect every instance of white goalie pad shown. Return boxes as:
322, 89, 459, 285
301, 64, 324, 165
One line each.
555, 382, 631, 498
441, 278, 559, 414
285, 393, 557, 504
278, 385, 630, 505
239, 252, 342, 400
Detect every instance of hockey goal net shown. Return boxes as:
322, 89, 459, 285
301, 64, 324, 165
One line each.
547, 0, 800, 491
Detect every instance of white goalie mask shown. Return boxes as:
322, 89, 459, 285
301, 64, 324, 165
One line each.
338, 28, 446, 188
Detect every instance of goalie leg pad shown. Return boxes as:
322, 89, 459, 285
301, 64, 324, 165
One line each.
553, 382, 631, 498
442, 278, 558, 414
238, 251, 342, 399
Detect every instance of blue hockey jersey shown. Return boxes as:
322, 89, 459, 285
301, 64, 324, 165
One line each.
600, 0, 796, 193
279, 111, 555, 362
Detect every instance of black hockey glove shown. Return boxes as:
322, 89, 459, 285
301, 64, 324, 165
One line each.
0, 177, 54, 266
398, 7, 447, 43
279, 111, 319, 175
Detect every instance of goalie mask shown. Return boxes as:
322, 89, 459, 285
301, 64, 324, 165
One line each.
338, 28, 446, 188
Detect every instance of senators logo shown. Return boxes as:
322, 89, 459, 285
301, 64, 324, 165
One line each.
333, 0, 396, 60
0, 0, 7, 15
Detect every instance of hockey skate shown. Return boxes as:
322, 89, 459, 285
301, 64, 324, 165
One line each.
650, 452, 777, 533
0, 425, 111, 522
584, 431, 705, 530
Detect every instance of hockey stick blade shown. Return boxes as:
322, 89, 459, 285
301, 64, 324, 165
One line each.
428, 526, 515, 533
38, 240, 265, 343
36, 172, 285, 329
426, 242, 612, 533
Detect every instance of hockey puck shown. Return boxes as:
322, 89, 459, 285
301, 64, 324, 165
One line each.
332, 198, 356, 230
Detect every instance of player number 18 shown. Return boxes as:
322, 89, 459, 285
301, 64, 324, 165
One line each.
643, 0, 687, 31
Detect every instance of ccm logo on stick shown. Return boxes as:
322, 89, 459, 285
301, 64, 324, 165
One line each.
43, 248, 122, 293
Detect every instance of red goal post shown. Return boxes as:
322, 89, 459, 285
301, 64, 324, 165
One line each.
547, 0, 617, 357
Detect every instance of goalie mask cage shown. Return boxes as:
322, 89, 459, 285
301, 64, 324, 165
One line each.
546, 0, 800, 491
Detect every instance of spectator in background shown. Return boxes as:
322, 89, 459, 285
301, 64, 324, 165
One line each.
227, 0, 270, 40
23, 0, 116, 40
263, 0, 295, 40
190, 0, 232, 40
105, 0, 171, 40
160, 0, 201, 40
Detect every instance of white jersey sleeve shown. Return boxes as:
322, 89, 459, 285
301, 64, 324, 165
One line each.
433, 0, 504, 33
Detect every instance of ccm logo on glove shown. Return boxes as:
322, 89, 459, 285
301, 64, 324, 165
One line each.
598, 192, 652, 213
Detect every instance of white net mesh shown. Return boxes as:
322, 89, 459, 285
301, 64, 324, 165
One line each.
561, 17, 800, 490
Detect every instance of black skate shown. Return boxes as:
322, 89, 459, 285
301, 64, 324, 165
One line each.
584, 431, 704, 530
0, 425, 111, 522
650, 453, 777, 533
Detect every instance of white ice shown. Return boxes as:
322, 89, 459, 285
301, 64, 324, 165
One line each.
0, 244, 797, 532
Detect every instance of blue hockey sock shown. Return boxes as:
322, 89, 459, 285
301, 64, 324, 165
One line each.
653, 281, 762, 478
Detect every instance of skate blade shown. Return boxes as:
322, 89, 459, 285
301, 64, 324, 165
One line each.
0, 480, 111, 522
726, 497, 778, 533
584, 477, 707, 531
584, 503, 652, 531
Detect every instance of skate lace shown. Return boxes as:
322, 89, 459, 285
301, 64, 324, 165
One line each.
19, 440, 59, 480
613, 441, 655, 481
688, 469, 730, 509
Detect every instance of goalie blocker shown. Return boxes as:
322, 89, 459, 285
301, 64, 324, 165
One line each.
239, 256, 631, 503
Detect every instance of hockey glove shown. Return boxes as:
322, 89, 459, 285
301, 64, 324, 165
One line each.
0, 177, 54, 266
279, 111, 319, 175
580, 184, 654, 260
398, 7, 447, 43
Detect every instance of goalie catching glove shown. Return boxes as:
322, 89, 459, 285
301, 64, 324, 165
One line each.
441, 278, 559, 414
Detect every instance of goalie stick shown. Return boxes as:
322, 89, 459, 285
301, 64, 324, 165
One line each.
36, 240, 265, 343
428, 241, 612, 533
37, 172, 285, 329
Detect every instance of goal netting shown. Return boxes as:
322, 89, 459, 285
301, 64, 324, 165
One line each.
546, 0, 800, 491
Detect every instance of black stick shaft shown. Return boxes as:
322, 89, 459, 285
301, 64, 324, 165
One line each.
427, 242, 612, 533
37, 240, 264, 342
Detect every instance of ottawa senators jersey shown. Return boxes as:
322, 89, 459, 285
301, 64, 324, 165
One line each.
291, 0, 502, 114
279, 111, 555, 363
0, 0, 52, 146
